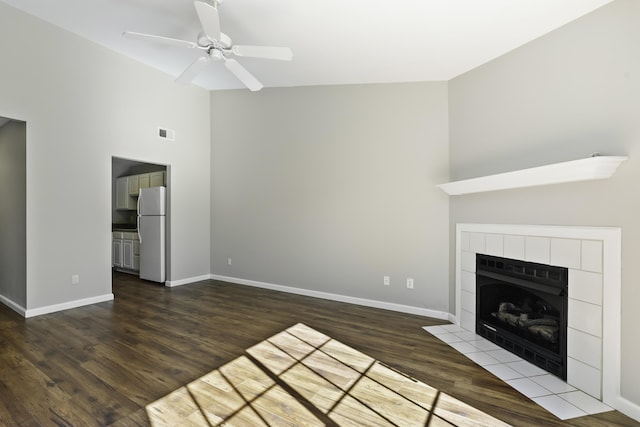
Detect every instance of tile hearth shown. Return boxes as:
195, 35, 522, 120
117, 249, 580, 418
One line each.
423, 324, 613, 420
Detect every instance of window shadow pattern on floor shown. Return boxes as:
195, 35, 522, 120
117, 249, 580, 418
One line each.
146, 323, 512, 426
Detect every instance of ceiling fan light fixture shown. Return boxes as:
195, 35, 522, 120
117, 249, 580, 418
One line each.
210, 49, 223, 60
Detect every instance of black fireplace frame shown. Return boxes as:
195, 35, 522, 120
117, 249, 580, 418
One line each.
476, 254, 568, 380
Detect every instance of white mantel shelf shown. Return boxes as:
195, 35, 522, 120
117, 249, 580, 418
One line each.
437, 156, 628, 195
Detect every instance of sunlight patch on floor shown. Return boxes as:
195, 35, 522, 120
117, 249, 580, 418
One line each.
146, 323, 512, 426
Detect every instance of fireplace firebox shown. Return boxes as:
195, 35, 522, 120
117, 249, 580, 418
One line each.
476, 254, 568, 380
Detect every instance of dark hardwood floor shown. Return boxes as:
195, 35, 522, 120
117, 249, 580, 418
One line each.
0, 271, 637, 426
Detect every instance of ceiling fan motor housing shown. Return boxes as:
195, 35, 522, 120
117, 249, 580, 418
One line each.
124, 0, 291, 91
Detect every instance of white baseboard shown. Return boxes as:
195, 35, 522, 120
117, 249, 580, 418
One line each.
24, 293, 114, 318
611, 395, 640, 423
0, 294, 26, 317
165, 274, 212, 287
210, 274, 450, 320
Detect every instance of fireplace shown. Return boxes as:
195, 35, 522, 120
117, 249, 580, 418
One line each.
476, 254, 568, 380
455, 224, 621, 410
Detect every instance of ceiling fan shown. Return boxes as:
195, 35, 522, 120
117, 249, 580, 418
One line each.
123, 0, 292, 91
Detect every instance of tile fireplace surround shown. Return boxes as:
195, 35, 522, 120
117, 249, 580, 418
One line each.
453, 224, 624, 418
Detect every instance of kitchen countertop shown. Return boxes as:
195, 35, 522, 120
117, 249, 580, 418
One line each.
112, 224, 137, 232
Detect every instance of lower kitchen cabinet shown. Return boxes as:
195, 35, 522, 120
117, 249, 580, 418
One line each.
113, 232, 140, 274
112, 238, 123, 268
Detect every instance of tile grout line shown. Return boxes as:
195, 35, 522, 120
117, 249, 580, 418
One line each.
422, 326, 613, 420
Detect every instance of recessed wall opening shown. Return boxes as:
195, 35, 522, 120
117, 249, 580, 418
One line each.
111, 156, 170, 290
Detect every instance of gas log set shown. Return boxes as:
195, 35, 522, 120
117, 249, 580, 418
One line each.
492, 300, 559, 344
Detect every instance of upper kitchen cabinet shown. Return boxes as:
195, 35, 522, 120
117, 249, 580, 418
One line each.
116, 176, 137, 210
128, 175, 139, 196
131, 172, 165, 195
149, 171, 165, 187
116, 171, 166, 210
138, 173, 150, 192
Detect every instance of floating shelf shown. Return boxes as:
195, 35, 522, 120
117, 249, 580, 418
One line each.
437, 156, 628, 196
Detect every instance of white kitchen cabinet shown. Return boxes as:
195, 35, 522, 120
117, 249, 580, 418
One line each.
116, 177, 137, 210
133, 239, 141, 270
112, 236, 123, 268
149, 171, 165, 187
128, 175, 139, 196
123, 239, 134, 269
138, 174, 150, 191
115, 171, 164, 211
113, 231, 139, 273
115, 177, 128, 210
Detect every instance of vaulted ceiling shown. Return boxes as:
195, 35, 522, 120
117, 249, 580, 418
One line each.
1, 0, 613, 91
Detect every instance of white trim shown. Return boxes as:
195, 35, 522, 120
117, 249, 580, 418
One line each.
454, 223, 637, 420
611, 395, 640, 422
165, 274, 212, 287
437, 156, 627, 195
0, 294, 26, 317
24, 293, 114, 318
456, 223, 621, 239
602, 229, 622, 406
211, 274, 451, 320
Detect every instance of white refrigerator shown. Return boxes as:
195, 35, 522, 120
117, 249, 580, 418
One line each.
137, 186, 166, 283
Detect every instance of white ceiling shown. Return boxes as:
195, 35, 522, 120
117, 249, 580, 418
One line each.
1, 0, 613, 91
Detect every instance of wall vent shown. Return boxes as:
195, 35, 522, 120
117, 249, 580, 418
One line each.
158, 127, 175, 141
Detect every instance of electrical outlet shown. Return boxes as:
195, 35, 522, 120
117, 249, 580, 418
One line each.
72, 275, 80, 285
406, 278, 414, 289
227, 257, 232, 266
383, 276, 390, 286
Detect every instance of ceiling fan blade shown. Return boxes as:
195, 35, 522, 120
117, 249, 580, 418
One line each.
224, 58, 263, 91
231, 45, 293, 61
123, 31, 197, 49
194, 0, 221, 41
176, 56, 211, 84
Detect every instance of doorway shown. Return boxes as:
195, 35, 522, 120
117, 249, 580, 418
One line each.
0, 117, 27, 311
111, 156, 170, 290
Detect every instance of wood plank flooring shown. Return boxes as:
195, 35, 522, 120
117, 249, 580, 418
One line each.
146, 323, 512, 426
0, 271, 636, 426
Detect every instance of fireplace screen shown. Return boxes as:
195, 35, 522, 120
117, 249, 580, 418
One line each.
476, 254, 568, 380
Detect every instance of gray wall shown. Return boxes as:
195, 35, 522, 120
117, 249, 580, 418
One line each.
0, 2, 211, 312
0, 120, 26, 307
449, 0, 640, 406
211, 83, 450, 311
